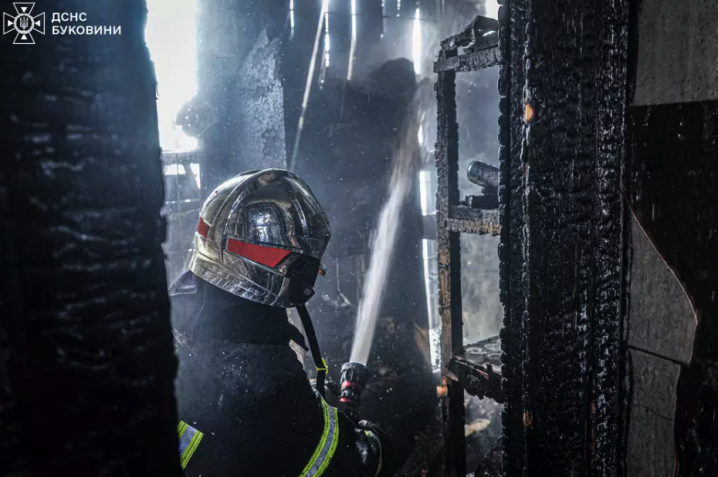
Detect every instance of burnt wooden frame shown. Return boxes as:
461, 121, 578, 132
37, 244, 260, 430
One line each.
434, 0, 629, 475
433, 14, 505, 477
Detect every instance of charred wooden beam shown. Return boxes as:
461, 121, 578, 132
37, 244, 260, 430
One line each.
499, 0, 628, 475
449, 357, 503, 404
497, 0, 525, 473
434, 46, 503, 73
434, 10, 511, 476
0, 1, 181, 474
446, 206, 500, 235
434, 51, 465, 476
449, 337, 504, 404
440, 15, 500, 52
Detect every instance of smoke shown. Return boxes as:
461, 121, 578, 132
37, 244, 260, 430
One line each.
350, 82, 432, 365
351, 0, 504, 363
461, 233, 503, 342
421, 1, 503, 344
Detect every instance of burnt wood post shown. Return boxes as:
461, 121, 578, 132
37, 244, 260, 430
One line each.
500, 0, 629, 476
0, 1, 181, 474
435, 58, 466, 476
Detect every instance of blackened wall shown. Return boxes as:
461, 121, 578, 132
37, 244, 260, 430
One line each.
626, 103, 718, 477
625, 2, 718, 476
0, 1, 180, 474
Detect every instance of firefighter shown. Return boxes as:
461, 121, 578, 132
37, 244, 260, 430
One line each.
170, 169, 390, 476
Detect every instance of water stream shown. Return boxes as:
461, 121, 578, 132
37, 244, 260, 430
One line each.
349, 84, 430, 365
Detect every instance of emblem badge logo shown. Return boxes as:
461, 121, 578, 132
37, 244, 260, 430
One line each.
3, 2, 45, 45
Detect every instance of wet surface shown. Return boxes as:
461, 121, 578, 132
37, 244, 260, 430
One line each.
627, 100, 718, 477
500, 0, 628, 474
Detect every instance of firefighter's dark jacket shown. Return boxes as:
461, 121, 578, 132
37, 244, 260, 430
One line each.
170, 271, 386, 477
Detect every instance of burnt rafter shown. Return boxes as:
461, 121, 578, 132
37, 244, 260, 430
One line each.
446, 207, 500, 235
434, 63, 466, 477
435, 15, 501, 74
440, 15, 499, 53
434, 47, 503, 74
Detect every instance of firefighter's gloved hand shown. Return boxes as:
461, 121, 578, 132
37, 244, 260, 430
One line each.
358, 420, 394, 477
324, 380, 341, 399
357, 420, 382, 434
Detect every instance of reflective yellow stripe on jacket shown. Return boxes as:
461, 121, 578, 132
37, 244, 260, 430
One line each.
299, 399, 340, 477
177, 398, 339, 475
178, 421, 204, 469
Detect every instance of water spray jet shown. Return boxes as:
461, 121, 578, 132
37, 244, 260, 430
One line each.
346, 82, 432, 369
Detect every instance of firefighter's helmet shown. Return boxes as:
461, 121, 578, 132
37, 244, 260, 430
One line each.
189, 169, 331, 308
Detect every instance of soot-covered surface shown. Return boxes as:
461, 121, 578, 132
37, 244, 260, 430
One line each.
627, 101, 718, 477
0, 1, 180, 474
496, 0, 523, 473
500, 0, 628, 475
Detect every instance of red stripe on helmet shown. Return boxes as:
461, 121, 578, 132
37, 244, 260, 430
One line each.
197, 217, 210, 238
226, 239, 291, 268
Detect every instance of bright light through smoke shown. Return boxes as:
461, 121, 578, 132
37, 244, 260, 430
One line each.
324, 0, 331, 68
484, 0, 500, 19
419, 170, 429, 216
422, 239, 435, 337
412, 8, 421, 75
347, 0, 357, 80
145, 0, 198, 152
290, 0, 295, 35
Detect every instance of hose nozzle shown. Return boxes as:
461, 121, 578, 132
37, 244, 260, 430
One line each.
339, 362, 370, 421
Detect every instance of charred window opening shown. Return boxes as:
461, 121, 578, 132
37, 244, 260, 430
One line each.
432, 11, 504, 476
